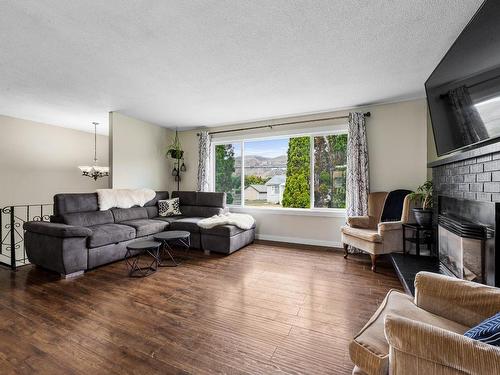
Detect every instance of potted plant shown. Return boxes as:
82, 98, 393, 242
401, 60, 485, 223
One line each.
408, 180, 433, 227
167, 130, 184, 160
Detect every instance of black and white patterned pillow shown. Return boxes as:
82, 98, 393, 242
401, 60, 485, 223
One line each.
158, 198, 181, 217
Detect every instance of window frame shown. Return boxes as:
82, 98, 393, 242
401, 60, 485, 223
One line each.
211, 124, 348, 216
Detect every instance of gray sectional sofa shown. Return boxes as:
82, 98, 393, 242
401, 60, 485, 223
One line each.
24, 190, 255, 277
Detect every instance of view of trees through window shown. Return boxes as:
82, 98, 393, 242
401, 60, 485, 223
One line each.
214, 133, 347, 209
214, 143, 241, 205
314, 134, 347, 208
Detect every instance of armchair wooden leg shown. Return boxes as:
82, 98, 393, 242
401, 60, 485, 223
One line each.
343, 243, 348, 259
370, 254, 378, 272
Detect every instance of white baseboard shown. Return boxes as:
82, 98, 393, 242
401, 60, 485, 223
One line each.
255, 233, 342, 248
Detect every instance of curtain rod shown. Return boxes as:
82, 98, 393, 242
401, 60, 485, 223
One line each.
196, 112, 371, 136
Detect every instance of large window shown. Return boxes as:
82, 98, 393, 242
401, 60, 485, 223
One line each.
214, 131, 347, 210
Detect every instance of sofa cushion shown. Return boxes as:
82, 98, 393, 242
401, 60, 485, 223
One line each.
87, 224, 136, 248
111, 207, 148, 223
62, 210, 114, 227
196, 192, 226, 207
180, 205, 225, 218
171, 191, 226, 208
152, 215, 184, 224
169, 217, 204, 233
200, 224, 250, 237
172, 191, 197, 206
341, 225, 382, 243
380, 189, 411, 222
144, 191, 169, 207
145, 206, 159, 218
121, 219, 168, 237
349, 290, 469, 375
54, 193, 98, 216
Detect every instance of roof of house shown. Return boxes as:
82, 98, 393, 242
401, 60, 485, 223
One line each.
246, 184, 267, 193
265, 175, 286, 186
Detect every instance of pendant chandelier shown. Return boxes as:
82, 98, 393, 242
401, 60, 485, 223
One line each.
78, 122, 109, 180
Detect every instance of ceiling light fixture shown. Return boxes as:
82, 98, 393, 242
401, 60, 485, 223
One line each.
78, 122, 109, 180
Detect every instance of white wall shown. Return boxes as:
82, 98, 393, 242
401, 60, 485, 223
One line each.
178, 99, 428, 247
109, 112, 173, 191
0, 114, 109, 208
368, 99, 428, 191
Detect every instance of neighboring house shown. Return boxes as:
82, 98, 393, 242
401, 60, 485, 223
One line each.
244, 184, 267, 200
265, 175, 286, 204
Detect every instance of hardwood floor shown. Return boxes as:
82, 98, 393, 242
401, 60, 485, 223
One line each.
0, 241, 402, 374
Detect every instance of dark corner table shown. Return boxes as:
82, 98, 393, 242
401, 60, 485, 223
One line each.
153, 230, 191, 267
402, 223, 433, 257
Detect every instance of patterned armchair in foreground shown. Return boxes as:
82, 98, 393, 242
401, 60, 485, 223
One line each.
349, 272, 500, 375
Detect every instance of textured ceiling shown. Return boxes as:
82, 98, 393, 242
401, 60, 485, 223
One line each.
0, 0, 483, 134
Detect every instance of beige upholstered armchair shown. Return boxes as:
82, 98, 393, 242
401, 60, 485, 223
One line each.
341, 191, 413, 271
350, 272, 500, 375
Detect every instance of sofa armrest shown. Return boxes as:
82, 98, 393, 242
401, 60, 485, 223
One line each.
385, 315, 500, 375
414, 271, 500, 327
377, 220, 402, 232
347, 216, 371, 228
24, 221, 92, 238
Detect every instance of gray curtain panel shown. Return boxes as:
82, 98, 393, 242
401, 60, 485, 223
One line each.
448, 86, 488, 146
347, 112, 369, 217
197, 130, 211, 192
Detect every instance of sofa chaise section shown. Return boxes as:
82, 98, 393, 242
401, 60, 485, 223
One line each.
166, 191, 226, 249
169, 191, 255, 253
200, 224, 256, 254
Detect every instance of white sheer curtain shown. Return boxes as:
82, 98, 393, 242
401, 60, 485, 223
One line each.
197, 130, 211, 192
346, 112, 369, 216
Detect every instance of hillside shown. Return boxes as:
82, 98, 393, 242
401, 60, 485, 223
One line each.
235, 154, 287, 178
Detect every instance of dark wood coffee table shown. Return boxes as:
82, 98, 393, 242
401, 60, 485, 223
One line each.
153, 230, 191, 267
125, 240, 162, 277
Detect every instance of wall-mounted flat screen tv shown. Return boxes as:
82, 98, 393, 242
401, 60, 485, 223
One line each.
426, 0, 500, 156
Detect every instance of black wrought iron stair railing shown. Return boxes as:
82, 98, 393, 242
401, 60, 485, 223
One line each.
0, 204, 53, 270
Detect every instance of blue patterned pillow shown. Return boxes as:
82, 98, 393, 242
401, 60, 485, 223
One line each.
464, 312, 500, 346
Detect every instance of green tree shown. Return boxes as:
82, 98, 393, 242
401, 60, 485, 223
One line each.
314, 136, 330, 207
215, 144, 237, 204
313, 134, 347, 208
282, 137, 310, 208
244, 175, 269, 188
327, 135, 347, 208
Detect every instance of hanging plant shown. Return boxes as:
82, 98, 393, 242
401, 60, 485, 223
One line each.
167, 130, 184, 160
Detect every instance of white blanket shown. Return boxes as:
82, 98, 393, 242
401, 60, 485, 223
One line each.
197, 213, 255, 230
96, 188, 156, 211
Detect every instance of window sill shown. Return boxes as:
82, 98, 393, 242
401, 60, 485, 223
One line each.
228, 206, 347, 218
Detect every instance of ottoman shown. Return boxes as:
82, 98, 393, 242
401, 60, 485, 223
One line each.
200, 224, 255, 254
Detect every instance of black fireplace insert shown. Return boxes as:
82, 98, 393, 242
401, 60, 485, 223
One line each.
437, 196, 499, 287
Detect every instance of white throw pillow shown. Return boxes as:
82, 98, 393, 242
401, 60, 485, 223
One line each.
158, 198, 181, 217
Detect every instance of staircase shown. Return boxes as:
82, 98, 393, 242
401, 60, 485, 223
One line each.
0, 204, 53, 270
